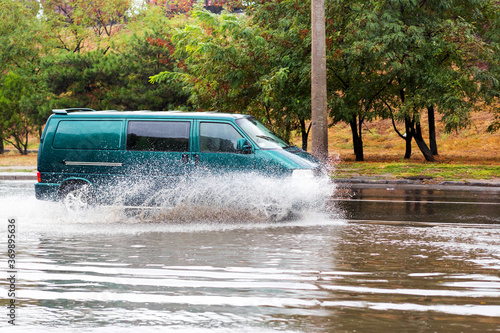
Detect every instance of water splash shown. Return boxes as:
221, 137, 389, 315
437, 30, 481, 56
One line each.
1, 172, 340, 227
103, 172, 338, 223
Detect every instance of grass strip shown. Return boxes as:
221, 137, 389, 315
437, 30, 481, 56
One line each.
334, 162, 500, 181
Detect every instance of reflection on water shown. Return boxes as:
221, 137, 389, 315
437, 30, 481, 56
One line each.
336, 185, 500, 224
0, 181, 500, 332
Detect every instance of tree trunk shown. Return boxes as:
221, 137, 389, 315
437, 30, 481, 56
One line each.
299, 119, 309, 151
15, 142, 27, 155
414, 122, 435, 162
5, 136, 28, 155
398, 89, 414, 159
0, 135, 4, 154
283, 120, 292, 145
24, 130, 28, 155
404, 117, 413, 159
349, 117, 364, 161
14, 145, 25, 155
427, 105, 438, 155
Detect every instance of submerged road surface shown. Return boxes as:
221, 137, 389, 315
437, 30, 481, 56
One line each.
335, 183, 500, 224
0, 180, 499, 332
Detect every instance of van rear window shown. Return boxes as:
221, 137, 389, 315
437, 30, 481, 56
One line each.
53, 120, 122, 150
127, 121, 190, 152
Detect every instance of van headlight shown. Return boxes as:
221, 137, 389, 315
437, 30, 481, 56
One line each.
292, 169, 315, 179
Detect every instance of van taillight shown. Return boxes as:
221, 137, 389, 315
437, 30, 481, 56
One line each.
37, 172, 41, 183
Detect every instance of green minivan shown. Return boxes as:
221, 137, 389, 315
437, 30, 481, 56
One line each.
35, 109, 323, 213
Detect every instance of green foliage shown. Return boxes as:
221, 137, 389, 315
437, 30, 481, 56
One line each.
39, 5, 191, 111
0, 0, 498, 159
0, 0, 42, 69
42, 51, 122, 109
324, 0, 500, 160
249, 0, 313, 144
0, 0, 53, 153
43, 47, 189, 111
327, 1, 385, 120
115, 17, 192, 110
383, 1, 497, 115
0, 72, 50, 154
152, 3, 313, 145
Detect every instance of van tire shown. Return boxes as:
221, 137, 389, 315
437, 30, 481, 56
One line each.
60, 183, 96, 212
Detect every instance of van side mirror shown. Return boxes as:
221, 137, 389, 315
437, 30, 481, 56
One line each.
237, 139, 252, 154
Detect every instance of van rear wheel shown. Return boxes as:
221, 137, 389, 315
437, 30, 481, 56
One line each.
61, 184, 95, 212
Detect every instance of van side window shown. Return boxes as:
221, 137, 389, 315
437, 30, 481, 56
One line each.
127, 121, 190, 152
200, 122, 243, 153
53, 120, 122, 150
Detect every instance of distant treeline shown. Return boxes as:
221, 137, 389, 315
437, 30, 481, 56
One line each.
1, 0, 499, 161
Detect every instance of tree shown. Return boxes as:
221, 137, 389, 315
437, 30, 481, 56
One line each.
43, 6, 190, 111
247, 0, 313, 147
0, 73, 41, 155
363, 0, 499, 161
475, 1, 500, 133
0, 0, 51, 153
152, 5, 313, 147
147, 0, 246, 16
41, 0, 131, 54
112, 9, 192, 110
325, 1, 393, 161
42, 51, 126, 110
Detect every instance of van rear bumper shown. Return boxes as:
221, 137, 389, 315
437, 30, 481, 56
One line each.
35, 183, 60, 201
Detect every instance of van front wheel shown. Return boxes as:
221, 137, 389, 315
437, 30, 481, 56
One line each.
61, 184, 95, 212
259, 198, 291, 222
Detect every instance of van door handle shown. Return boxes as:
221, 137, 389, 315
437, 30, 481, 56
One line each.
182, 154, 189, 164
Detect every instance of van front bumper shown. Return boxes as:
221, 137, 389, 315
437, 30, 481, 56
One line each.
35, 183, 60, 201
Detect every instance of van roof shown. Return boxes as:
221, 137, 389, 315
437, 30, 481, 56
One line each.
51, 109, 251, 120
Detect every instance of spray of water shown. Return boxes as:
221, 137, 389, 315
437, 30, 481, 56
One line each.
1, 170, 341, 228
102, 172, 338, 223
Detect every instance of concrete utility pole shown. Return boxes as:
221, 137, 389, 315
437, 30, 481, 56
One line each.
311, 0, 328, 162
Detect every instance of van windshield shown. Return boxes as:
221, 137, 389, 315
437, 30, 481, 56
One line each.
236, 117, 289, 149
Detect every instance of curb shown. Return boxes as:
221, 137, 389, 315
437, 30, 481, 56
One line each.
0, 174, 37, 181
1, 149, 38, 154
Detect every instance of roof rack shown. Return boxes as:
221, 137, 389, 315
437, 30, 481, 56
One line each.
52, 108, 96, 115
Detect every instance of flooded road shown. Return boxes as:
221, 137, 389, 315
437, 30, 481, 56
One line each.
337, 183, 500, 224
1, 180, 500, 332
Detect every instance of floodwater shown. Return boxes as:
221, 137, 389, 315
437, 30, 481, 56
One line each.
1, 179, 500, 332
337, 183, 500, 224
